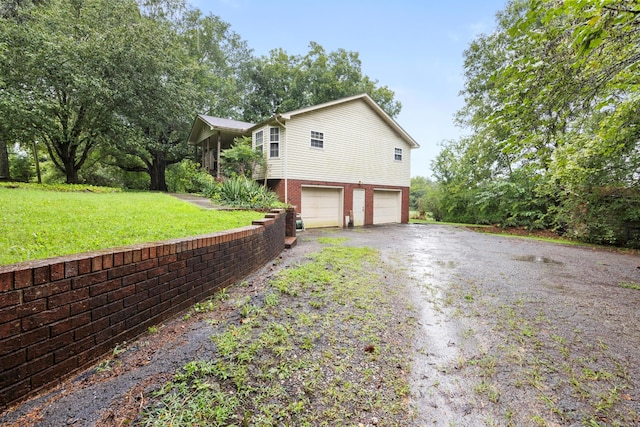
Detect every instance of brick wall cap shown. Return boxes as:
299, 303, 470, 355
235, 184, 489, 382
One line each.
0, 224, 266, 270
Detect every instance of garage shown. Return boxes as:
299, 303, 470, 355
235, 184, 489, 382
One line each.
301, 186, 343, 228
373, 190, 401, 224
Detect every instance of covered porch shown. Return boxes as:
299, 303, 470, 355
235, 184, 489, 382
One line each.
187, 115, 254, 178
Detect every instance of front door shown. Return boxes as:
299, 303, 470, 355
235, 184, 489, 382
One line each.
353, 189, 365, 226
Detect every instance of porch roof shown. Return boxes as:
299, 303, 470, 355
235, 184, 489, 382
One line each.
187, 114, 254, 146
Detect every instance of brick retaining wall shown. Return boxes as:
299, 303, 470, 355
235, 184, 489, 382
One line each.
0, 209, 288, 409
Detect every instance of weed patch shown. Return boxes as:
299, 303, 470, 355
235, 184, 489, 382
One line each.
619, 281, 640, 291
139, 243, 416, 426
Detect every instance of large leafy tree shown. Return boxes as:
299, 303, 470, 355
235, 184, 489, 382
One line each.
1, 0, 146, 184
435, 0, 640, 244
108, 1, 253, 191
0, 0, 49, 181
180, 9, 254, 119
241, 42, 401, 122
107, 1, 201, 191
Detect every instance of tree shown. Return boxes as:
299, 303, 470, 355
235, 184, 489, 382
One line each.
108, 2, 200, 191
241, 42, 401, 122
435, 0, 640, 244
1, 0, 153, 184
410, 176, 443, 221
220, 136, 264, 178
108, 2, 253, 191
0, 140, 9, 181
180, 9, 254, 119
0, 0, 49, 181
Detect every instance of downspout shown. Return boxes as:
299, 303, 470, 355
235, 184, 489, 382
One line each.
273, 114, 287, 203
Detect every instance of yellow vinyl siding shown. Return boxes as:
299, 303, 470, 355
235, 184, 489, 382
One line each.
281, 100, 411, 187
253, 125, 284, 180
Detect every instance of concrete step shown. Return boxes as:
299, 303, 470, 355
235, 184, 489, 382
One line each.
285, 236, 297, 249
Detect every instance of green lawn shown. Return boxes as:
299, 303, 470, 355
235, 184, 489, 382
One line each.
0, 187, 264, 266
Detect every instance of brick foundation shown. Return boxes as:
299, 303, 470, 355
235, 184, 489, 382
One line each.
267, 179, 409, 227
0, 209, 290, 409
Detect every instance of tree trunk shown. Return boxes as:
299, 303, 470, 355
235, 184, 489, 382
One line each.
149, 156, 168, 192
65, 160, 79, 184
0, 139, 10, 181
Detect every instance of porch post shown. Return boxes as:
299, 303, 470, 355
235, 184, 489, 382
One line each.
217, 131, 221, 180
205, 138, 210, 172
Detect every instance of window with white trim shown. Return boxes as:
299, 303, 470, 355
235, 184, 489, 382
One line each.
394, 148, 403, 161
254, 130, 263, 154
310, 131, 324, 149
269, 127, 280, 158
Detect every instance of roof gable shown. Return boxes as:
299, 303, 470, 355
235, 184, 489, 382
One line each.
277, 94, 419, 148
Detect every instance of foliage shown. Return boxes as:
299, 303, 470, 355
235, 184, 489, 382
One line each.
103, 0, 204, 191
410, 176, 443, 221
0, 0, 143, 184
179, 8, 253, 119
166, 159, 215, 193
204, 176, 282, 210
433, 0, 640, 245
77, 151, 145, 189
0, 1, 400, 192
0, 0, 254, 191
410, 176, 429, 210
0, 186, 263, 265
241, 42, 401, 122
0, 182, 122, 192
8, 147, 33, 182
418, 190, 443, 222
219, 136, 265, 178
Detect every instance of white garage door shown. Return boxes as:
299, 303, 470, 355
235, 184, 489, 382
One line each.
301, 187, 342, 228
373, 190, 401, 224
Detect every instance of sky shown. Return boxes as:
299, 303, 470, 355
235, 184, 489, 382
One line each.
189, 0, 507, 178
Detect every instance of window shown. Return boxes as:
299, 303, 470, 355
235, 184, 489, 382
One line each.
255, 130, 263, 154
269, 127, 280, 158
394, 148, 403, 161
310, 131, 324, 149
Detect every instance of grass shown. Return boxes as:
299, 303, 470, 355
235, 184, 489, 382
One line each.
409, 218, 489, 227
139, 239, 416, 426
619, 281, 640, 291
0, 186, 264, 265
411, 218, 592, 247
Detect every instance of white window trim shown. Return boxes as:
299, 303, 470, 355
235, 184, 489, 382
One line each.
269, 127, 280, 158
254, 130, 264, 154
310, 130, 324, 149
394, 147, 403, 161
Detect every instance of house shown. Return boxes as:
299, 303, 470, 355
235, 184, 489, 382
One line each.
187, 93, 419, 228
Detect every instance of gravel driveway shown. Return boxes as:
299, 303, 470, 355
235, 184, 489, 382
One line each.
401, 224, 640, 426
2, 224, 640, 426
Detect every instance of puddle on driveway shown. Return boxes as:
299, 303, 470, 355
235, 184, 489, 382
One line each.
403, 229, 487, 426
513, 255, 563, 265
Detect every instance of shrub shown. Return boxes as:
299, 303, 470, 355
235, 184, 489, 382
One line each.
9, 152, 33, 182
220, 137, 265, 178
205, 176, 283, 210
166, 159, 215, 193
